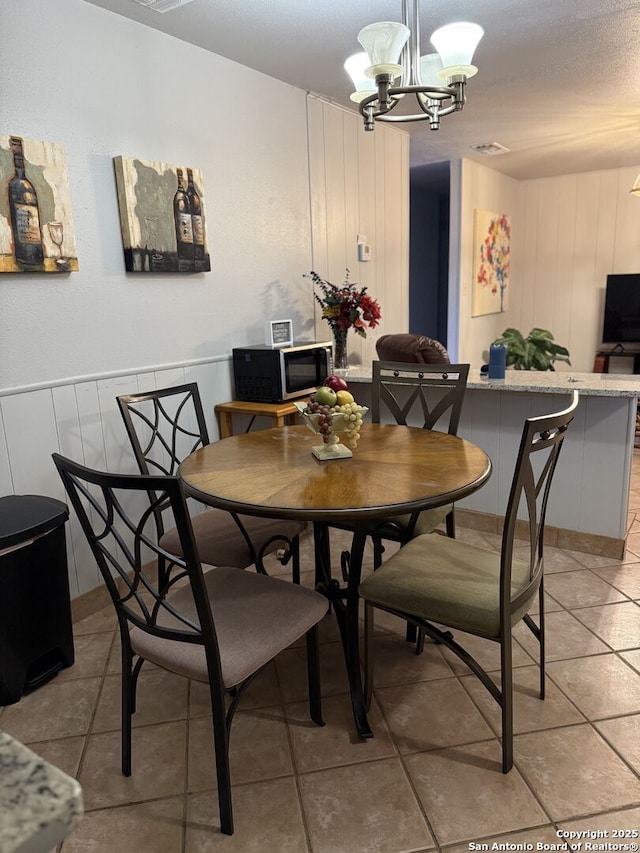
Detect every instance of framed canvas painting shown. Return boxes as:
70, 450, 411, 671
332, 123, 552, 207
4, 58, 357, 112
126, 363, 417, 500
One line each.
113, 156, 210, 273
0, 134, 79, 273
472, 209, 511, 317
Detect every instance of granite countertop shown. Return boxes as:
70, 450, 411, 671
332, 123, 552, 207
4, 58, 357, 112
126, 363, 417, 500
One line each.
343, 367, 640, 398
0, 730, 83, 853
466, 369, 640, 396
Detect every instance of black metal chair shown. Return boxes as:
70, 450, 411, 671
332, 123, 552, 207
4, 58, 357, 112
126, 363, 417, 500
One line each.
117, 384, 305, 589
334, 362, 469, 563
52, 453, 327, 835
359, 391, 579, 772
368, 360, 470, 563
334, 361, 469, 652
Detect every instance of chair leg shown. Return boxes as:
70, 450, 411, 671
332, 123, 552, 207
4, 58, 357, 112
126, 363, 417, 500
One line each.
209, 686, 234, 835
445, 509, 456, 539
372, 535, 385, 570
120, 641, 134, 777
291, 535, 301, 585
538, 578, 546, 700
121, 652, 145, 777
306, 626, 324, 726
500, 635, 514, 773
363, 603, 374, 712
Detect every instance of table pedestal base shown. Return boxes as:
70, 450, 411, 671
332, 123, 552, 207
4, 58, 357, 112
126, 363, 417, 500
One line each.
313, 522, 373, 739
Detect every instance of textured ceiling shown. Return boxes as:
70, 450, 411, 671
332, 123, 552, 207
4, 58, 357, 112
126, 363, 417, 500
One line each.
84, 0, 640, 180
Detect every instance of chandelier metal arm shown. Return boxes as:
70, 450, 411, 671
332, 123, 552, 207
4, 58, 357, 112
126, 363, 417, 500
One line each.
448, 76, 467, 112
358, 80, 466, 130
416, 95, 458, 118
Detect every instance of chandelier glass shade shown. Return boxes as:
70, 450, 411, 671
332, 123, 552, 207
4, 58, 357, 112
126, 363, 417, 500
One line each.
344, 0, 483, 131
630, 174, 640, 196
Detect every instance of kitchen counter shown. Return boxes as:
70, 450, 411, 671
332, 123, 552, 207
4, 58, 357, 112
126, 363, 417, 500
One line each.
0, 730, 83, 852
344, 367, 638, 555
344, 366, 640, 397
467, 369, 640, 396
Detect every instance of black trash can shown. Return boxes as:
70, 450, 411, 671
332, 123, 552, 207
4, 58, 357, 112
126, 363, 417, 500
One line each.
0, 495, 74, 705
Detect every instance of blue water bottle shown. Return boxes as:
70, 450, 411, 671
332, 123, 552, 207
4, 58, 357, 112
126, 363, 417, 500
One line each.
488, 342, 506, 379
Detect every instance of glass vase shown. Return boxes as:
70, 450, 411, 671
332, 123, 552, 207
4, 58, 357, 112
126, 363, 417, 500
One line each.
332, 329, 349, 372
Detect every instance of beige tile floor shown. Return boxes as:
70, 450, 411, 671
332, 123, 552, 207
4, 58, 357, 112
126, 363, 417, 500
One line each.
3, 456, 640, 852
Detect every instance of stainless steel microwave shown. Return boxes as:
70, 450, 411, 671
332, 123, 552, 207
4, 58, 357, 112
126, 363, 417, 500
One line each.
232, 341, 333, 403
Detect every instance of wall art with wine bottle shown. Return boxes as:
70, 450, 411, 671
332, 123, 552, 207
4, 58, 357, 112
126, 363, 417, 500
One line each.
113, 155, 210, 273
0, 134, 79, 274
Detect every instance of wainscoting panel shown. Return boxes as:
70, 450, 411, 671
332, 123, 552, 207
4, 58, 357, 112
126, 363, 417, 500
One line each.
0, 405, 14, 497
0, 356, 235, 599
52, 383, 99, 599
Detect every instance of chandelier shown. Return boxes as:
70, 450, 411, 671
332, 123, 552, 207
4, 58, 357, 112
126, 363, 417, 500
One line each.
344, 0, 483, 132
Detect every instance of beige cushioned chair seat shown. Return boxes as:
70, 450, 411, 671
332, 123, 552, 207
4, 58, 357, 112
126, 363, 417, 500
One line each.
373, 504, 452, 540
359, 533, 535, 639
131, 565, 328, 688
160, 510, 305, 569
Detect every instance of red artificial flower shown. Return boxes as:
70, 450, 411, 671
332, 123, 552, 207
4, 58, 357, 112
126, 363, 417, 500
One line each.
306, 270, 382, 339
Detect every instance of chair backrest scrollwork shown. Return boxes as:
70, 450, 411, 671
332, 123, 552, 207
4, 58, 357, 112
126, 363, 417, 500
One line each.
372, 361, 470, 434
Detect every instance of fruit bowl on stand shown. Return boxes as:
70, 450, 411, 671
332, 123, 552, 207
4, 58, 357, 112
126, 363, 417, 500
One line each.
295, 374, 368, 461
298, 408, 352, 460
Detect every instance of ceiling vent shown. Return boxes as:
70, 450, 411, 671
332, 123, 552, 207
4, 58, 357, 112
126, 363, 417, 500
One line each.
129, 0, 196, 12
470, 142, 510, 156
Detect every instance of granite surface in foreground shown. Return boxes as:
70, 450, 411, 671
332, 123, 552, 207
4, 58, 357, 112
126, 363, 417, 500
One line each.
0, 730, 83, 852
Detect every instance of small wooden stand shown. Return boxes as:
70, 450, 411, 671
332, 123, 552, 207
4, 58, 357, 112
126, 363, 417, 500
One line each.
214, 399, 307, 438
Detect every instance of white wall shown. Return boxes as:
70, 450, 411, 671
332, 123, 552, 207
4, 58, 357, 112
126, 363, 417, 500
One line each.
454, 159, 522, 366
0, 0, 314, 389
454, 158, 640, 373
0, 0, 410, 599
307, 97, 409, 368
518, 166, 640, 373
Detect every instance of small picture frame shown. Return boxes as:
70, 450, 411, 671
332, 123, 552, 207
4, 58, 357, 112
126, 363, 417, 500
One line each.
265, 319, 294, 348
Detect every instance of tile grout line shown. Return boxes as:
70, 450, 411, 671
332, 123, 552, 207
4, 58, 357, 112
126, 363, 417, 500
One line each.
274, 649, 314, 853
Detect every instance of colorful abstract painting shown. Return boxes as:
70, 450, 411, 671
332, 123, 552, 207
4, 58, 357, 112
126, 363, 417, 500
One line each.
472, 209, 511, 317
113, 155, 210, 273
0, 134, 78, 273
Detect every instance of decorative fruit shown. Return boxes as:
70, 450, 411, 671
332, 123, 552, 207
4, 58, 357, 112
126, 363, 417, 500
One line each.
324, 374, 348, 392
301, 386, 366, 448
335, 401, 365, 448
305, 399, 334, 441
335, 390, 355, 406
315, 385, 337, 407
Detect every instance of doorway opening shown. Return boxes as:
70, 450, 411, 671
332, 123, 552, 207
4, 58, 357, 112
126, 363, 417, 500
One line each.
409, 161, 450, 347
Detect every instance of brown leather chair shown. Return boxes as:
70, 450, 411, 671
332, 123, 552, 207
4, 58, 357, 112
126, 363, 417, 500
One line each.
375, 333, 450, 365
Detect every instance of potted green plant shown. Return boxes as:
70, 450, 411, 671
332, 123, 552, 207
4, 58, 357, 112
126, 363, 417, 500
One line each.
493, 328, 571, 371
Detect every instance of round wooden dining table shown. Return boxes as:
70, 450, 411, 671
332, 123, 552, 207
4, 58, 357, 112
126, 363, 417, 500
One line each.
179, 423, 492, 737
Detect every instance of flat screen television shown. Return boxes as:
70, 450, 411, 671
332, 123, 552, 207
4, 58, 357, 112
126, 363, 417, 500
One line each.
602, 273, 640, 344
